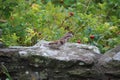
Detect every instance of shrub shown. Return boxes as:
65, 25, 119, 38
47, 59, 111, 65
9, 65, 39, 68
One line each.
0, 0, 120, 53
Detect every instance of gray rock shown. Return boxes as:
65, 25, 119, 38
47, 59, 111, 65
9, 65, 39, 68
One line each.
99, 45, 120, 65
98, 45, 120, 79
0, 40, 120, 80
113, 52, 120, 60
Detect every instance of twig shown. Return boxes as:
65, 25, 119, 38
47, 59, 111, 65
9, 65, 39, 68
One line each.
0, 19, 7, 23
59, 16, 70, 28
84, 0, 91, 14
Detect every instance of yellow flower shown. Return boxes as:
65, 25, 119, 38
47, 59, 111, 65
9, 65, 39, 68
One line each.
109, 26, 118, 32
104, 22, 110, 26
83, 37, 89, 42
31, 3, 39, 12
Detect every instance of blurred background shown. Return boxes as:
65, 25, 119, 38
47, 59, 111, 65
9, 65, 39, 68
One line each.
0, 0, 120, 53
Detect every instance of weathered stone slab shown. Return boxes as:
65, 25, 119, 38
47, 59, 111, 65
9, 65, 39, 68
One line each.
0, 40, 120, 80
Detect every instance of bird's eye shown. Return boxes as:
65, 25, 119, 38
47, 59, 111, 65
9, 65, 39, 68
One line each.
60, 40, 64, 45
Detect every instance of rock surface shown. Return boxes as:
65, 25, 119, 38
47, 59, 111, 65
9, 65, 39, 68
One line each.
0, 40, 120, 80
98, 45, 120, 79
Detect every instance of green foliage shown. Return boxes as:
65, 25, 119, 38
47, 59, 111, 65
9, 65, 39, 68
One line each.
0, 0, 120, 53
0, 0, 19, 18
1, 64, 12, 80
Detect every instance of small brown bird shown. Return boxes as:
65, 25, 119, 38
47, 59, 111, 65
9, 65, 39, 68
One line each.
46, 31, 73, 49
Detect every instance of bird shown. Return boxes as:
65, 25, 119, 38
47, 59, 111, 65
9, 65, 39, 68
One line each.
45, 31, 73, 49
